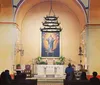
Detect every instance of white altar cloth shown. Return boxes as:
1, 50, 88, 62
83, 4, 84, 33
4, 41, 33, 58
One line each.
37, 65, 64, 77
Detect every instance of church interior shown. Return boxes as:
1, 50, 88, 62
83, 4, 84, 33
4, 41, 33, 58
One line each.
0, 0, 100, 85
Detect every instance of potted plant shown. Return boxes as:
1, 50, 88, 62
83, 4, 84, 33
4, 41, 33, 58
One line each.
55, 61, 61, 65
59, 56, 65, 64
36, 56, 42, 64
16, 64, 21, 69
39, 61, 47, 64
55, 56, 65, 65
36, 56, 47, 65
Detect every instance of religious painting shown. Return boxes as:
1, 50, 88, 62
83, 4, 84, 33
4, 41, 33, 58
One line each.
41, 32, 60, 57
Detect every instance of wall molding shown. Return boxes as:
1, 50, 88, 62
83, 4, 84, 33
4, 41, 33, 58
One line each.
0, 22, 20, 31
85, 24, 100, 27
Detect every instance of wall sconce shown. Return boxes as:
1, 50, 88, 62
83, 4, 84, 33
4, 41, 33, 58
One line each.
15, 44, 24, 56
17, 49, 24, 56
78, 46, 83, 64
78, 46, 83, 56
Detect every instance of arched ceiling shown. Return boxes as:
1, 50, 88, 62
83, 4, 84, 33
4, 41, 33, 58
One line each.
15, 0, 87, 31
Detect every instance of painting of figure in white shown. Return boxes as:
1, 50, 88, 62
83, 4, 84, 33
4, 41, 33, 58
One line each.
42, 32, 60, 57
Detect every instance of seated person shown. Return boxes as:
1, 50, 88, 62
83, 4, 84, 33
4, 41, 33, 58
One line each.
90, 71, 100, 85
80, 71, 88, 80
5, 70, 12, 84
0, 70, 12, 85
14, 71, 22, 81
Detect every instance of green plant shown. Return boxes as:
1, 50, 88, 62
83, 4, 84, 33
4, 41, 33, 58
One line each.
59, 56, 65, 62
37, 56, 42, 62
16, 64, 21, 69
39, 61, 47, 64
55, 56, 65, 65
55, 61, 61, 65
16, 64, 21, 67
36, 56, 47, 64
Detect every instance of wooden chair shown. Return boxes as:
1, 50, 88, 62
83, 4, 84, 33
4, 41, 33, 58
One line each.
24, 65, 31, 77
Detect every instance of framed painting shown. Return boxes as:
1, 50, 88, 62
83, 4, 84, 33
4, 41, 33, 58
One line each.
41, 32, 60, 57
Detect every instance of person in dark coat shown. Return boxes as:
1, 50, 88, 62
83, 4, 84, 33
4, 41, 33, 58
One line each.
80, 71, 88, 80
90, 71, 100, 85
65, 63, 75, 80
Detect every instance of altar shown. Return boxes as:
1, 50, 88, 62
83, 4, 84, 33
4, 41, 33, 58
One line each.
36, 65, 64, 77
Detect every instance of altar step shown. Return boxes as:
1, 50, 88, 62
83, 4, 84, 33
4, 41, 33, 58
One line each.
33, 74, 65, 79
38, 79, 63, 82
38, 81, 63, 85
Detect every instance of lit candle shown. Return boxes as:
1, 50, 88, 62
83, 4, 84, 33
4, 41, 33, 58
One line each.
46, 58, 48, 64
53, 58, 55, 64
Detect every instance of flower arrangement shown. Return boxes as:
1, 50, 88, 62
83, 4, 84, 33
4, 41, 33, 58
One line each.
55, 56, 65, 65
16, 64, 21, 69
36, 56, 47, 65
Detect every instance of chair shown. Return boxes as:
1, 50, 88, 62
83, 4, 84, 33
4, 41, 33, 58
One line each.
24, 65, 31, 77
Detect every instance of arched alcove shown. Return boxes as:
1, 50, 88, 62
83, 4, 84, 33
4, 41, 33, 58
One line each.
15, 0, 87, 66
15, 0, 87, 30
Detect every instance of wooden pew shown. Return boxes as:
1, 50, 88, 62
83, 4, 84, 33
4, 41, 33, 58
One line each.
64, 80, 91, 85
11, 79, 37, 85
